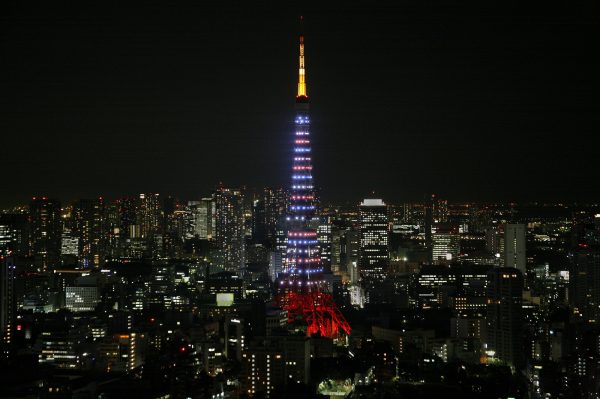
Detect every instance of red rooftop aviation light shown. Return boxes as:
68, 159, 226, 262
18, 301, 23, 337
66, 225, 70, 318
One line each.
276, 30, 350, 339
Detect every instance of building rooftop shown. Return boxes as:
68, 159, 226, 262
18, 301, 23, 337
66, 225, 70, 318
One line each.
360, 199, 386, 207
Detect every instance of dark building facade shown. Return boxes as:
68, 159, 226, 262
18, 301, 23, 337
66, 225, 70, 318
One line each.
214, 187, 245, 274
73, 198, 106, 268
486, 267, 524, 369
29, 197, 62, 271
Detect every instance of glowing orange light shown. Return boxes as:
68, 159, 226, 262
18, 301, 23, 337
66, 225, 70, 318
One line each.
297, 35, 307, 98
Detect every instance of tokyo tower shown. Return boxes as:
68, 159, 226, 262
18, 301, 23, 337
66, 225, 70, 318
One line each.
276, 30, 351, 338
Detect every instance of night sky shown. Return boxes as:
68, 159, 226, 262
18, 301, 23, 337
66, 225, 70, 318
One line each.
1, 1, 598, 208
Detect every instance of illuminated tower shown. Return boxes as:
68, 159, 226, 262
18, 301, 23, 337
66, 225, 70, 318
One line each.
277, 30, 351, 338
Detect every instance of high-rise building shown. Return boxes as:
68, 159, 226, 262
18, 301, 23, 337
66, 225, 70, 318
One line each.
0, 214, 28, 259
570, 250, 600, 324
60, 228, 79, 257
195, 197, 215, 240
342, 229, 359, 276
265, 188, 287, 247
161, 195, 177, 237
1, 257, 16, 355
358, 199, 389, 281
277, 32, 350, 338
486, 267, 524, 368
0, 225, 14, 259
138, 193, 162, 238
424, 194, 448, 263
485, 224, 504, 261
182, 201, 199, 239
224, 315, 246, 361
504, 223, 526, 274
73, 198, 106, 267
252, 188, 287, 248
252, 197, 268, 244
432, 224, 460, 264
317, 218, 332, 272
432, 196, 448, 223
0, 218, 20, 354
29, 197, 62, 271
268, 251, 283, 282
117, 197, 138, 239
214, 187, 245, 273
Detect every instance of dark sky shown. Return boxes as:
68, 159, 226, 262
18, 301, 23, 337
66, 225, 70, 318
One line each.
1, 0, 598, 207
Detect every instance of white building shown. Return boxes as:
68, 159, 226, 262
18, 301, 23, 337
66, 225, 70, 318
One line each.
358, 199, 389, 280
65, 286, 98, 312
432, 226, 460, 264
61, 229, 79, 256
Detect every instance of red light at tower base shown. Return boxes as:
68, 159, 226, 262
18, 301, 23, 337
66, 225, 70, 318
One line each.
277, 292, 351, 338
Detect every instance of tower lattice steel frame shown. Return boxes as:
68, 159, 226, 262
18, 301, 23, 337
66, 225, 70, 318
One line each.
276, 31, 351, 338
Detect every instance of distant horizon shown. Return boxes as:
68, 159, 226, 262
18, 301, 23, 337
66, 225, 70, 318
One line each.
3, 190, 600, 211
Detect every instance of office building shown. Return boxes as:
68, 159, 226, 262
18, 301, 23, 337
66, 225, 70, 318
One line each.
99, 332, 140, 373
570, 250, 600, 324
342, 229, 359, 275
38, 315, 84, 369
65, 286, 99, 312
358, 199, 389, 280
224, 315, 246, 361
242, 335, 310, 397
205, 271, 245, 301
0, 214, 28, 259
195, 197, 215, 240
29, 197, 62, 271
60, 229, 79, 257
117, 197, 138, 239
253, 188, 287, 247
504, 223, 526, 274
486, 267, 524, 368
73, 198, 106, 267
1, 257, 16, 354
432, 224, 460, 264
317, 218, 332, 272
138, 193, 162, 238
214, 186, 245, 273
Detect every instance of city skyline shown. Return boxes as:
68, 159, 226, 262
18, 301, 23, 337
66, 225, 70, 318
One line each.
2, 1, 598, 208
2, 5, 600, 397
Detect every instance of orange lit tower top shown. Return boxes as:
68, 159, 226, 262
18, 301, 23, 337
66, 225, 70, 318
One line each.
297, 34, 307, 100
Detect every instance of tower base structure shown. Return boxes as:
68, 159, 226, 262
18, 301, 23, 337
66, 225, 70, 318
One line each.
277, 291, 351, 338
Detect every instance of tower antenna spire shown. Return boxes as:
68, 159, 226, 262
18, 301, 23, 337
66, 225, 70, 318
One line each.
297, 16, 307, 99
